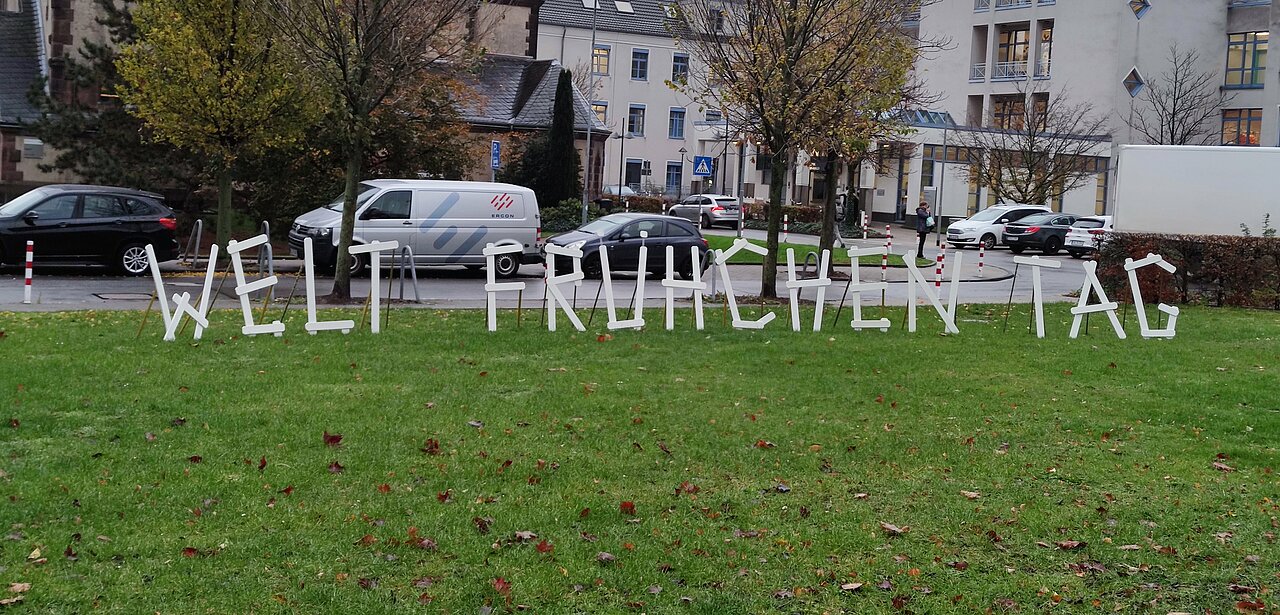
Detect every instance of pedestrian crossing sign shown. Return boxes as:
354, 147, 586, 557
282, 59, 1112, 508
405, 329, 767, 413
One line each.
692, 156, 714, 177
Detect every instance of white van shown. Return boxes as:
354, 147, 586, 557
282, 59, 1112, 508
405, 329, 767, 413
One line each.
288, 180, 542, 277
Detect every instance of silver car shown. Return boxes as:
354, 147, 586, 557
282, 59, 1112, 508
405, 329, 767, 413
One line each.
667, 194, 741, 229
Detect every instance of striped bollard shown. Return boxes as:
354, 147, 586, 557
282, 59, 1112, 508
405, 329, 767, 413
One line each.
934, 252, 942, 290
783, 214, 789, 242
885, 223, 891, 240
939, 242, 947, 278
978, 243, 985, 278
861, 211, 867, 240
880, 242, 888, 282
23, 241, 33, 304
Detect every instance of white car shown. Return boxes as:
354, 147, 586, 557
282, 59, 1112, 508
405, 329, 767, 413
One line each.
1065, 215, 1114, 258
945, 204, 1050, 249
601, 185, 637, 197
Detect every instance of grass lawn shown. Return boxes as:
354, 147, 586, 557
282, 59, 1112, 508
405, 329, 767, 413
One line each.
1, 305, 1278, 613
705, 235, 932, 268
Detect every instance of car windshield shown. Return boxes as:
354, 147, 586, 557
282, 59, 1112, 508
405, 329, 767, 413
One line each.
0, 188, 51, 217
325, 183, 381, 211
1016, 213, 1057, 225
578, 217, 626, 235
967, 208, 1007, 222
714, 198, 739, 208
1072, 218, 1105, 229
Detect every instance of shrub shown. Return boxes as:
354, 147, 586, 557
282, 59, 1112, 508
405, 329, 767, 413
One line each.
541, 199, 604, 234
1097, 232, 1280, 309
741, 202, 823, 224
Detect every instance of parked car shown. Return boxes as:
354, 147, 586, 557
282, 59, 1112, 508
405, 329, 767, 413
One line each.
945, 204, 1050, 249
601, 185, 638, 197
667, 194, 741, 229
546, 213, 709, 280
1001, 212, 1079, 254
289, 180, 541, 278
0, 184, 179, 276
1065, 215, 1114, 258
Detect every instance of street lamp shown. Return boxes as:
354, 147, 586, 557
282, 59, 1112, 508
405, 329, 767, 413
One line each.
677, 146, 690, 200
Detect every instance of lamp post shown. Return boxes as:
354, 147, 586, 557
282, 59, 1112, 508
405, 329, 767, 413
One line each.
581, 0, 601, 225
677, 146, 689, 200
734, 135, 748, 239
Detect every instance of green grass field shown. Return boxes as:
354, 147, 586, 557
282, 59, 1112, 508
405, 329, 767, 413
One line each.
704, 235, 932, 268
0, 305, 1278, 613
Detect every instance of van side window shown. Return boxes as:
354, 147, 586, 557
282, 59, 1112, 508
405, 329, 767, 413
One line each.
367, 191, 412, 220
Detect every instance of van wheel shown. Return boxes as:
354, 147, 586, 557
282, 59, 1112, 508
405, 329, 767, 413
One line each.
342, 252, 367, 277
980, 234, 997, 250
493, 253, 520, 278
118, 242, 150, 276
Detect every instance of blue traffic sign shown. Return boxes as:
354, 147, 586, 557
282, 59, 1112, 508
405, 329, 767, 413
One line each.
692, 155, 714, 177
490, 140, 501, 170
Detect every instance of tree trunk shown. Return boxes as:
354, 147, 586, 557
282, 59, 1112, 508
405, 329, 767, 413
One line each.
818, 151, 839, 277
330, 144, 362, 301
762, 146, 788, 299
215, 166, 233, 251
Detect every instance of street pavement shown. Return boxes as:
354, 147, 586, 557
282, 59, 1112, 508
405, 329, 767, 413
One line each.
0, 230, 1092, 312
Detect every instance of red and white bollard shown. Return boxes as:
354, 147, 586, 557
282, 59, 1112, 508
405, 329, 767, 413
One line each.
939, 242, 947, 278
881, 242, 888, 282
23, 240, 33, 304
978, 243, 985, 278
885, 223, 891, 241
783, 214, 790, 242
860, 211, 868, 240
934, 252, 943, 290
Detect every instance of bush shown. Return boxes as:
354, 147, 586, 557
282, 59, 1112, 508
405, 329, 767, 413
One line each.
1097, 232, 1280, 309
622, 195, 669, 214
541, 199, 604, 234
741, 202, 823, 224
742, 220, 822, 236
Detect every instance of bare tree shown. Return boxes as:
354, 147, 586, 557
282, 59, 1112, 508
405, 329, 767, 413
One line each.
951, 86, 1110, 206
1126, 44, 1234, 145
671, 0, 930, 297
265, 0, 482, 299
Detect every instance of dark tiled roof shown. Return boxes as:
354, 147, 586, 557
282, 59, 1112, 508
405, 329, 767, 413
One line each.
539, 0, 673, 39
460, 54, 608, 134
0, 0, 43, 126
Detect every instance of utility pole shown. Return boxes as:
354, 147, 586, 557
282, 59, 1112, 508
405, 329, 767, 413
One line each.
581, 0, 601, 224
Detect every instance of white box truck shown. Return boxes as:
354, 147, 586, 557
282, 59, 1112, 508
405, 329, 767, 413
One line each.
1113, 144, 1280, 236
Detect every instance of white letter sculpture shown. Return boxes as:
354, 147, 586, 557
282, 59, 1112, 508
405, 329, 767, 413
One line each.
901, 249, 960, 334
843, 247, 891, 332
227, 234, 284, 337
661, 245, 706, 330
599, 236, 648, 330
146, 243, 218, 341
543, 243, 586, 332
482, 243, 527, 332
713, 238, 776, 329
1124, 253, 1179, 339
1012, 255, 1061, 338
302, 238, 354, 335
784, 248, 831, 332
348, 241, 399, 334
1068, 260, 1125, 339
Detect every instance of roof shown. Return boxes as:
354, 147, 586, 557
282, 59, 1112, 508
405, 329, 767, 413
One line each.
539, 0, 674, 41
459, 55, 609, 134
361, 179, 536, 194
0, 0, 43, 126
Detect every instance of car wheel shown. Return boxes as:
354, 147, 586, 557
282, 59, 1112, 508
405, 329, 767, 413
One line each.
1042, 237, 1061, 255
117, 242, 150, 276
677, 256, 698, 281
980, 234, 997, 250
582, 254, 602, 279
1009, 245, 1026, 254
700, 214, 711, 229
1068, 250, 1084, 259
493, 252, 520, 278
464, 264, 483, 271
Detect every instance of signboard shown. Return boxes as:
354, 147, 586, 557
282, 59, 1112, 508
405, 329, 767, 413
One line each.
490, 140, 501, 170
692, 155, 714, 177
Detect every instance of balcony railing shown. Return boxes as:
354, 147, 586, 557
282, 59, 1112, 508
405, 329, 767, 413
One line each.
1034, 60, 1051, 79
992, 60, 1028, 80
974, 0, 990, 10
994, 0, 1032, 7
970, 63, 987, 82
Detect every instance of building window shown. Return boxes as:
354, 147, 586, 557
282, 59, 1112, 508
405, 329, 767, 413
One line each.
1225, 32, 1267, 88
1222, 108, 1263, 146
705, 109, 722, 123
1123, 67, 1145, 97
967, 174, 981, 215
592, 101, 608, 124
995, 26, 1031, 78
709, 8, 724, 32
627, 105, 646, 136
631, 48, 649, 81
1094, 158, 1109, 215
1036, 22, 1053, 78
592, 45, 611, 75
666, 161, 682, 195
668, 108, 685, 139
671, 53, 689, 83
991, 94, 1046, 130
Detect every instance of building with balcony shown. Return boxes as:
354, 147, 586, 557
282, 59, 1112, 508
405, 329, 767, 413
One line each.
860, 0, 1280, 224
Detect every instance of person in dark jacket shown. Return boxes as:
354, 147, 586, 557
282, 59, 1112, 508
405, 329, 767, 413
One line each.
915, 201, 931, 259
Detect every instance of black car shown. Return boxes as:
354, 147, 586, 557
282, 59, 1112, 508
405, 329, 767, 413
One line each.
0, 184, 180, 275
1001, 212, 1078, 255
547, 213, 709, 280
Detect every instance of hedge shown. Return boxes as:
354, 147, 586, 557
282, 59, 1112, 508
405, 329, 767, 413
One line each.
1096, 232, 1280, 310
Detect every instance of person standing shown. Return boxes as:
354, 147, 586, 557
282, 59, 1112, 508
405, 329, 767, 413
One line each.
915, 201, 931, 259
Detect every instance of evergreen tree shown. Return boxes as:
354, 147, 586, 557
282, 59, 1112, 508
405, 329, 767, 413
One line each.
542, 69, 582, 207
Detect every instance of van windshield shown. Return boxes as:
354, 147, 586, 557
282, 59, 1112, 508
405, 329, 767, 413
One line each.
326, 183, 381, 212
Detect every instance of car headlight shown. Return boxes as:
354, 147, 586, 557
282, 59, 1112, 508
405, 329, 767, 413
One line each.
314, 227, 332, 237
567, 240, 587, 250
